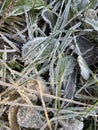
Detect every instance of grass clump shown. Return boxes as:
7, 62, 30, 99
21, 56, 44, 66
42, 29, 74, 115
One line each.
0, 0, 98, 130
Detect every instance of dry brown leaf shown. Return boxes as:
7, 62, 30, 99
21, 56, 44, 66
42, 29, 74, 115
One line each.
8, 106, 20, 130
8, 91, 20, 130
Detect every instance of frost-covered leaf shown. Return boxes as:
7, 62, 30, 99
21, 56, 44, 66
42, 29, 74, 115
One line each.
22, 37, 57, 64
61, 69, 77, 107
78, 55, 91, 80
50, 0, 61, 12
64, 118, 84, 130
75, 0, 90, 10
60, 0, 71, 29
84, 9, 97, 20
42, 9, 58, 30
9, 5, 32, 16
22, 37, 46, 62
17, 106, 43, 129
84, 18, 98, 31
20, 0, 47, 10
55, 55, 76, 110
55, 55, 76, 86
54, 0, 71, 30
90, 0, 98, 9
73, 36, 96, 65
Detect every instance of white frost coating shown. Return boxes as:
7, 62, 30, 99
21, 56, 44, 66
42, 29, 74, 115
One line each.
22, 37, 47, 56
42, 9, 58, 30
22, 37, 48, 64
78, 55, 91, 80
76, 0, 89, 4
42, 9, 52, 29
65, 118, 84, 130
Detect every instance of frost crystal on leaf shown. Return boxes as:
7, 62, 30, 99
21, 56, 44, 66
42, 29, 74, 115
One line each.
78, 55, 91, 80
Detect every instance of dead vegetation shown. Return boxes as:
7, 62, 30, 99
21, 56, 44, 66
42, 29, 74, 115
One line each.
0, 0, 98, 130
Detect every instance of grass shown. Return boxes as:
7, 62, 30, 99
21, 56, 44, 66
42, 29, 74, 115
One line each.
0, 0, 98, 130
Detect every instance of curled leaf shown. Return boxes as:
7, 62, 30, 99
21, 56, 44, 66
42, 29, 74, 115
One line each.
42, 9, 58, 30
8, 106, 19, 130
78, 55, 91, 80
8, 91, 20, 130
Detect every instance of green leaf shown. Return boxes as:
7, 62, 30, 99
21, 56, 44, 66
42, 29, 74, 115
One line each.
22, 37, 57, 64
76, 0, 90, 10
54, 0, 71, 30
3, 0, 46, 9
55, 55, 76, 85
2, 0, 47, 16
55, 55, 76, 110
